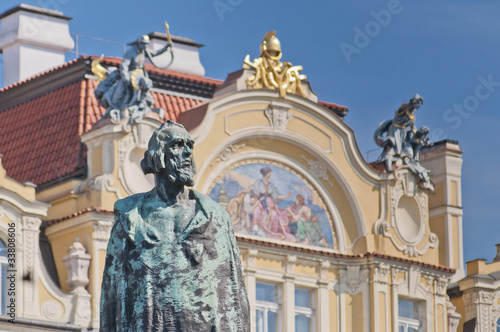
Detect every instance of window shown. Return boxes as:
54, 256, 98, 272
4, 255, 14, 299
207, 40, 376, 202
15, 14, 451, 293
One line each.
256, 282, 280, 332
496, 317, 500, 332
294, 288, 314, 332
0, 240, 7, 315
398, 298, 422, 332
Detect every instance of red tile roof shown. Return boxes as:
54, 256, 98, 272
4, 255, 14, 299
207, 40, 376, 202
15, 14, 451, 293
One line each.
369, 161, 386, 173
0, 57, 215, 187
0, 57, 82, 94
0, 81, 91, 185
318, 100, 349, 118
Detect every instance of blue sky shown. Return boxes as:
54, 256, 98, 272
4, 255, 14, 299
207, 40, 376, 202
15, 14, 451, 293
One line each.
1, 0, 499, 265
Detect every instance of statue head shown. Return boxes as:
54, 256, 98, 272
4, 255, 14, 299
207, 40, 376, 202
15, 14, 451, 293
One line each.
260, 31, 282, 61
141, 120, 197, 186
410, 94, 423, 109
416, 126, 430, 138
137, 34, 150, 51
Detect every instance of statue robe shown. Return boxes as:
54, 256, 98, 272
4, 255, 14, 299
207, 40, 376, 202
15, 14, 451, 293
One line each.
100, 189, 250, 331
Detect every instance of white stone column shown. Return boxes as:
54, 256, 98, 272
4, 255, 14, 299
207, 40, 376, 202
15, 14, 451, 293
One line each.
92, 219, 113, 329
245, 249, 258, 332
317, 261, 331, 332
21, 216, 42, 319
447, 301, 461, 332
283, 255, 296, 331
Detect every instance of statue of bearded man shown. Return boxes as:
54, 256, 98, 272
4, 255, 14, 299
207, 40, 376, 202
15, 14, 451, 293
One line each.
100, 120, 250, 331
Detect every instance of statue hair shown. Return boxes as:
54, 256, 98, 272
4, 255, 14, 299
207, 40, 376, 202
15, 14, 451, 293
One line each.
141, 120, 187, 175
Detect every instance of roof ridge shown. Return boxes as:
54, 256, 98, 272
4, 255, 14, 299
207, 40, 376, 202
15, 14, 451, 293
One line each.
0, 57, 86, 93
96, 56, 223, 86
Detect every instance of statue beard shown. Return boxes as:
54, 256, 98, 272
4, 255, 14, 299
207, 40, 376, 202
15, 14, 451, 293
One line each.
166, 157, 195, 187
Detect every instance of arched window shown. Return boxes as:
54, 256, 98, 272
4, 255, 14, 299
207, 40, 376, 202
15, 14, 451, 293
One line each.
0, 239, 8, 315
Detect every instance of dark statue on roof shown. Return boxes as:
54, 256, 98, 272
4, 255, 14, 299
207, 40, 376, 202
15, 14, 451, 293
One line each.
100, 120, 250, 331
374, 94, 434, 190
92, 23, 174, 124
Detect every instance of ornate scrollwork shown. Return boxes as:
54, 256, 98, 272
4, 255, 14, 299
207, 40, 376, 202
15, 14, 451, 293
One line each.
41, 301, 64, 321
319, 260, 331, 281
340, 266, 368, 294
302, 156, 334, 188
22, 216, 41, 279
93, 220, 113, 241
374, 263, 391, 284
375, 169, 437, 257
265, 104, 292, 132
210, 144, 246, 166
435, 277, 449, 296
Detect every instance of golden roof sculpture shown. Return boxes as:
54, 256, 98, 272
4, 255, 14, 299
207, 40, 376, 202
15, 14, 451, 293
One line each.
243, 31, 307, 98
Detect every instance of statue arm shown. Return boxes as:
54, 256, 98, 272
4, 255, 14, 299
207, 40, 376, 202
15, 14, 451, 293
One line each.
100, 209, 127, 331
120, 50, 133, 83
145, 43, 174, 69
148, 42, 172, 58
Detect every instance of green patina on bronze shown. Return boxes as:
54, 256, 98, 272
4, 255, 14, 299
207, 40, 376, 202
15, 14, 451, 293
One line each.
100, 120, 250, 331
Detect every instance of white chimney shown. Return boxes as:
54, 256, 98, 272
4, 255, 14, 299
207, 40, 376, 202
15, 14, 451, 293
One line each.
0, 4, 74, 87
145, 32, 205, 76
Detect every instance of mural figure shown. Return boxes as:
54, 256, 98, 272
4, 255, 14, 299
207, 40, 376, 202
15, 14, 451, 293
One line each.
287, 195, 328, 247
374, 94, 434, 190
246, 167, 294, 241
209, 163, 335, 249
100, 120, 249, 331
92, 23, 175, 124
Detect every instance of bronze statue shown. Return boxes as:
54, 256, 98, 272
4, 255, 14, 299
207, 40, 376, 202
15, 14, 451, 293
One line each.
375, 94, 434, 190
100, 120, 250, 331
93, 24, 174, 123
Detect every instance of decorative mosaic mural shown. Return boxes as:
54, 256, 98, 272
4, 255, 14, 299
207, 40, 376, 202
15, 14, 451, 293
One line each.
209, 161, 336, 249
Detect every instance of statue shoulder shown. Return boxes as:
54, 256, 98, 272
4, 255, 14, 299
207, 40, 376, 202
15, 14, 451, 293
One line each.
191, 190, 228, 218
113, 192, 148, 217
396, 103, 410, 116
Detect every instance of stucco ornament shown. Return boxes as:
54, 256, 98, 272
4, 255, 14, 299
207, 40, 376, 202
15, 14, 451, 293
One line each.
100, 120, 250, 331
374, 94, 434, 190
92, 23, 174, 124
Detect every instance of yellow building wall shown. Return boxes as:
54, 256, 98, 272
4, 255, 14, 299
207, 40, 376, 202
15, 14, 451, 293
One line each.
329, 290, 338, 332
294, 262, 317, 277
430, 215, 447, 266
38, 279, 65, 315
437, 303, 444, 332
346, 292, 364, 332
429, 181, 445, 209
378, 291, 387, 332
255, 257, 283, 271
